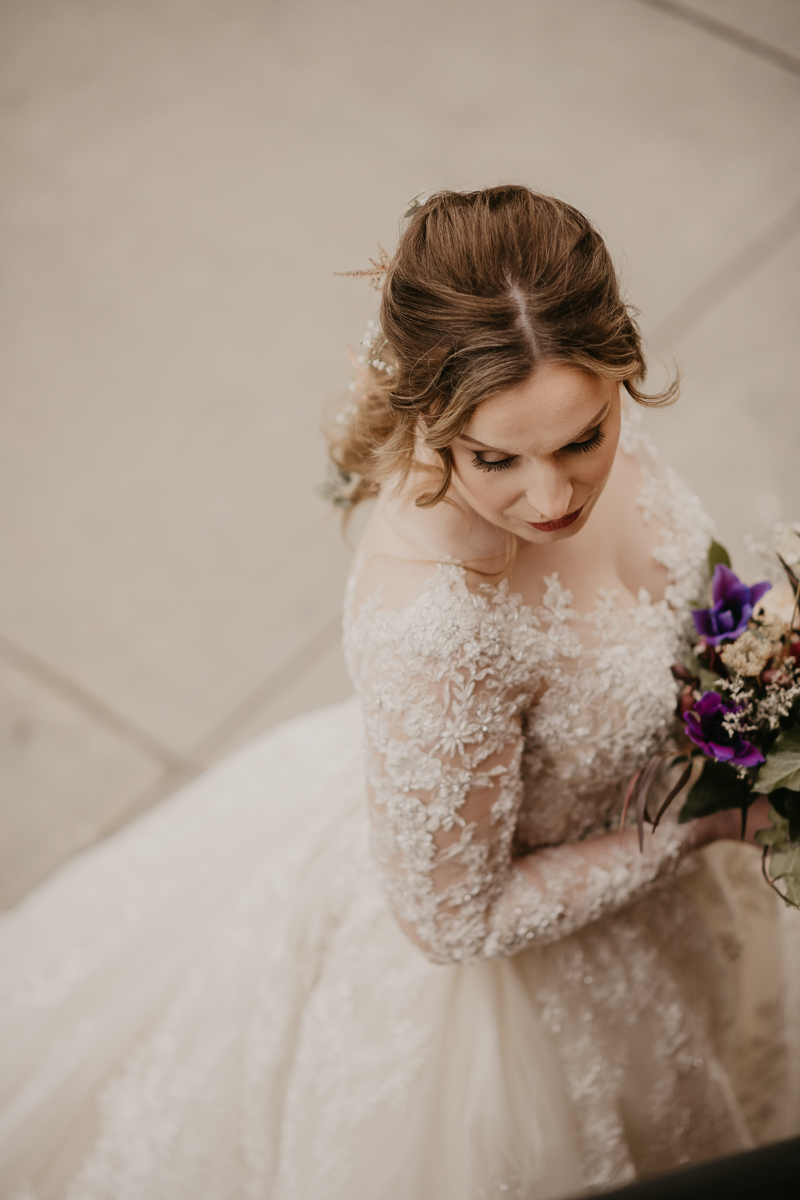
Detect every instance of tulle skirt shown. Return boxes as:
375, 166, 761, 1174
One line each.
1, 698, 799, 1199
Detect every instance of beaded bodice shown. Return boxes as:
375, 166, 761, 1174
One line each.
343, 413, 714, 964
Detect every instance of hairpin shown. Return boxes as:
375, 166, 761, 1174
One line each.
403, 190, 429, 218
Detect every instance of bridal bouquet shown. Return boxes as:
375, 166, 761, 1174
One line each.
625, 527, 800, 907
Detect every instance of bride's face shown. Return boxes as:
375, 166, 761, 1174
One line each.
448, 362, 621, 545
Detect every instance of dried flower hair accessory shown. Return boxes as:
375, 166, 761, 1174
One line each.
334, 246, 390, 292
357, 318, 395, 376
315, 463, 359, 509
316, 317, 395, 508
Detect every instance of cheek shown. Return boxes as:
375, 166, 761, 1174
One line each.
582, 452, 614, 486
600, 438, 621, 480
574, 434, 619, 489
454, 465, 518, 512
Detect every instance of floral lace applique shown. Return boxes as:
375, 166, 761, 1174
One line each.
343, 412, 714, 964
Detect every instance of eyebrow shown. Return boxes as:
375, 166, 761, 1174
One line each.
459, 402, 610, 453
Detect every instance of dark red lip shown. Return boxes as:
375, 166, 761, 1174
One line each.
526, 504, 584, 532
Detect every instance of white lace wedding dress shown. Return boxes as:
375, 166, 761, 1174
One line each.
1, 416, 799, 1200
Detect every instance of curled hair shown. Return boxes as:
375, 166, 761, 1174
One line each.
327, 185, 676, 509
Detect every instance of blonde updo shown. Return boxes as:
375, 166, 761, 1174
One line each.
326, 185, 676, 509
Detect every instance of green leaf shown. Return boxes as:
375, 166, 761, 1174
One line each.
755, 806, 789, 848
707, 540, 732, 574
679, 758, 751, 822
755, 728, 800, 793
757, 806, 800, 907
767, 844, 800, 881
697, 668, 723, 693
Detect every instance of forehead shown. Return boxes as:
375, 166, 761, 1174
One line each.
463, 363, 614, 452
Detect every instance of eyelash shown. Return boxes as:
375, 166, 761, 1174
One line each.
471, 428, 605, 472
565, 428, 605, 456
472, 454, 516, 473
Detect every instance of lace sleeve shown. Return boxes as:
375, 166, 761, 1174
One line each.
345, 563, 696, 965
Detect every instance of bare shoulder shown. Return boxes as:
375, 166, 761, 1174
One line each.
351, 550, 445, 613
351, 476, 507, 611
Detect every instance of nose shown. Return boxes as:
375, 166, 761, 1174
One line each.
525, 464, 574, 521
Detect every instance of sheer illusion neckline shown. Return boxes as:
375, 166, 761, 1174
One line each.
347, 409, 706, 632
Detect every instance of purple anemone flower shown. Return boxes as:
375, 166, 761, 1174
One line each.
692, 564, 771, 646
684, 691, 764, 768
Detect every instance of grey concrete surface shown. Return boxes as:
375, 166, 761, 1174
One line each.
1, 0, 798, 907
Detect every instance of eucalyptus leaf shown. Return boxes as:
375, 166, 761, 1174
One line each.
755, 728, 800, 793
707, 540, 731, 574
783, 875, 800, 907
679, 758, 751, 822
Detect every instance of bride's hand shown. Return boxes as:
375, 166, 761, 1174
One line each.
692, 794, 774, 849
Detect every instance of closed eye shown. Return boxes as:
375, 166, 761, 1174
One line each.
562, 427, 605, 456
471, 452, 517, 472
469, 422, 605, 469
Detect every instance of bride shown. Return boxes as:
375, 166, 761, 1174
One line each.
1, 185, 798, 1200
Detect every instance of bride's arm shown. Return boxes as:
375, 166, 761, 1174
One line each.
485, 813, 699, 959
487, 795, 772, 957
